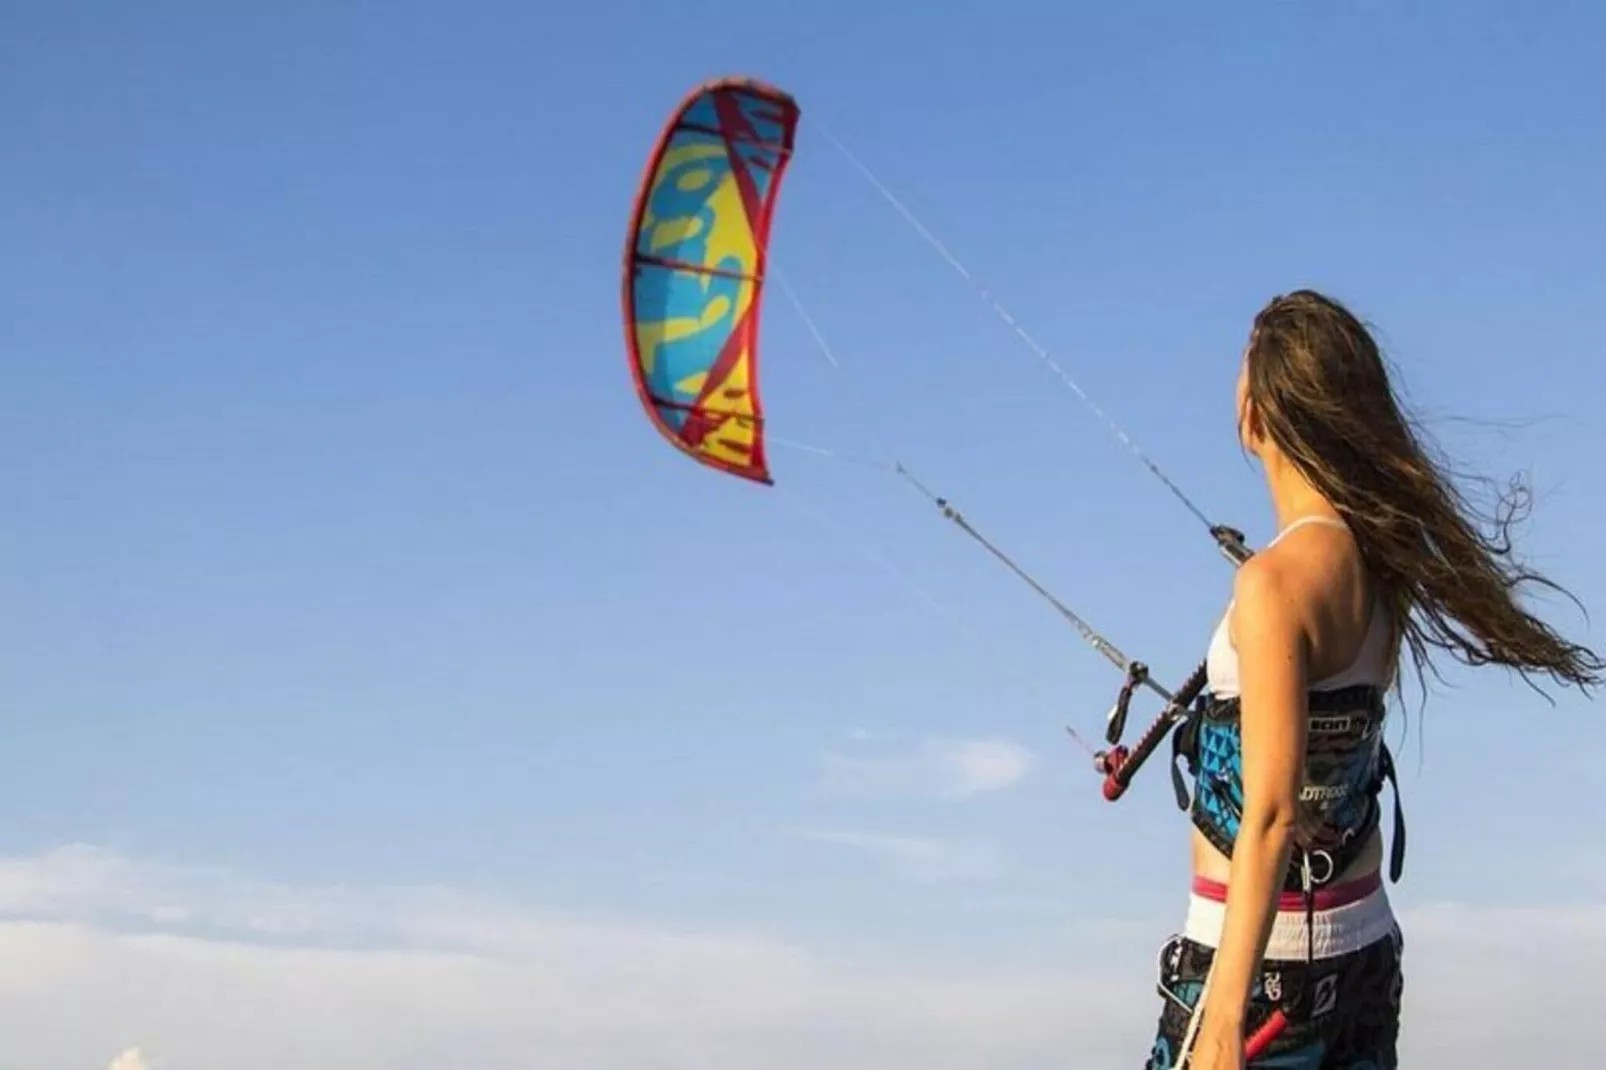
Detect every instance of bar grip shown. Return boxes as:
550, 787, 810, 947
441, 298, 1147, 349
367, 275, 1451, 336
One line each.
1100, 660, 1208, 800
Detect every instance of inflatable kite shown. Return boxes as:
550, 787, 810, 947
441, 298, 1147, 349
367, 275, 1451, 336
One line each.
621, 76, 801, 485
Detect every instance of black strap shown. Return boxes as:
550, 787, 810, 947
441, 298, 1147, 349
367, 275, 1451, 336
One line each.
1378, 743, 1406, 883
1169, 709, 1200, 812
1304, 880, 1315, 964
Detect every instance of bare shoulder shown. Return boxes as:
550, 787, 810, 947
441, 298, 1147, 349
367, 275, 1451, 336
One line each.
1233, 552, 1304, 614
1229, 543, 1324, 646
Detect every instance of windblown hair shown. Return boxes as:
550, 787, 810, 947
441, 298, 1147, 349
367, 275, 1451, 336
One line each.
1244, 289, 1604, 697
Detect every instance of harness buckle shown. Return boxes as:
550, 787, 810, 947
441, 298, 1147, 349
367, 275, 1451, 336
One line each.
1304, 849, 1335, 887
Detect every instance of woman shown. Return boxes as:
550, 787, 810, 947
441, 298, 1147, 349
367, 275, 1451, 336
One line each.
1144, 290, 1604, 1069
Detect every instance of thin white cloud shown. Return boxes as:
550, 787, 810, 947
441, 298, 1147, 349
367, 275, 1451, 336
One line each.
789, 828, 1000, 884
0, 845, 1601, 1068
937, 738, 1036, 796
107, 1049, 151, 1070
819, 736, 1035, 799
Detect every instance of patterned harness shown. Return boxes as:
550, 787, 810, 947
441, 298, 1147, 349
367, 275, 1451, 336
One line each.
1171, 682, 1407, 959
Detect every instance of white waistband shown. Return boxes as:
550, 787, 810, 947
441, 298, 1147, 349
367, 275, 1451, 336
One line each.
1183, 883, 1396, 961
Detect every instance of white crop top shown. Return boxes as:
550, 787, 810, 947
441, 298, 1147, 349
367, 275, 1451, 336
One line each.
1205, 516, 1395, 699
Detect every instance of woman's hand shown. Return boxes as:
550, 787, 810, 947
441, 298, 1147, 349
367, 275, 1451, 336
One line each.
1188, 1005, 1246, 1070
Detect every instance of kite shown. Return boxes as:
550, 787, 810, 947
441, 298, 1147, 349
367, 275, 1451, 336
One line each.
621, 76, 801, 485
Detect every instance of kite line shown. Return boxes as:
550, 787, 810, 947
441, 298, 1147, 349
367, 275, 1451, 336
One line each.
805, 117, 1246, 561
620, 75, 1255, 801
769, 262, 1202, 797
770, 265, 1138, 678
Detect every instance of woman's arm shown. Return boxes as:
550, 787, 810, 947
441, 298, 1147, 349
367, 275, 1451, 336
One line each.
1206, 556, 1310, 1031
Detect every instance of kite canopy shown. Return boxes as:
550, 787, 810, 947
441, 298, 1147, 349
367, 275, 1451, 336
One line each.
621, 76, 801, 485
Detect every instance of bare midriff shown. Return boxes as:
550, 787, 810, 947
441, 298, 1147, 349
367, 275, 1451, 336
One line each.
1190, 824, 1383, 893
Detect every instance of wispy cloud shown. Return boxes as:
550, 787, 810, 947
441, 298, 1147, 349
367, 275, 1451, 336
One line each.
0, 844, 1127, 1070
108, 1049, 151, 1070
789, 828, 1000, 884
0, 845, 1602, 1068
819, 735, 1035, 800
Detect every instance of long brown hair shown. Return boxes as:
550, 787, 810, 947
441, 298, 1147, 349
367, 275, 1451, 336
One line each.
1243, 289, 1604, 698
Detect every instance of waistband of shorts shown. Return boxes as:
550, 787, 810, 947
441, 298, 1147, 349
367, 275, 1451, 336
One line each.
1183, 872, 1395, 961
1191, 869, 1382, 912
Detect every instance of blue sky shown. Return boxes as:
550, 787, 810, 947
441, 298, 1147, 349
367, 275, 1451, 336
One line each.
3, 2, 1606, 1067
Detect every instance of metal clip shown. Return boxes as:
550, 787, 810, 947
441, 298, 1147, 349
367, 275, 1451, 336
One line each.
1210, 525, 1251, 566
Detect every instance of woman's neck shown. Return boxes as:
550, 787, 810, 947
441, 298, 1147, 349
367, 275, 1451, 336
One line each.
1262, 451, 1342, 531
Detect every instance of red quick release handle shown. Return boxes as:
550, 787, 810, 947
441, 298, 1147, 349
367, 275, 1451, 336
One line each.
1101, 712, 1169, 799
1098, 746, 1131, 800
1099, 660, 1208, 801
1244, 1009, 1288, 1060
